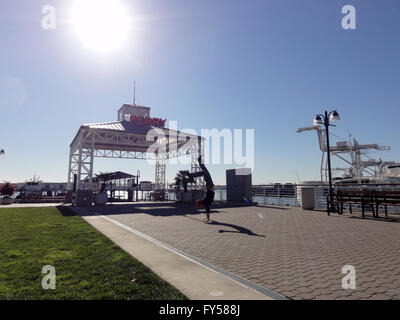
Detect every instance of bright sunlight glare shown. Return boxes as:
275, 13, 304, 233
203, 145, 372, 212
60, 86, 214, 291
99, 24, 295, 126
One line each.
71, 0, 129, 52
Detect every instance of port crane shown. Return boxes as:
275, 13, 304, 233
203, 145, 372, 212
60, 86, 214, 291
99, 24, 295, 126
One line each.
297, 125, 397, 183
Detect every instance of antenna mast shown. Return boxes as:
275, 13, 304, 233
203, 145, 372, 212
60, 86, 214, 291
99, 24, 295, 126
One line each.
133, 81, 136, 105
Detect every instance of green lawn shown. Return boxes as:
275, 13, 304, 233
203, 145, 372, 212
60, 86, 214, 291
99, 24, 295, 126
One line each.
0, 206, 187, 300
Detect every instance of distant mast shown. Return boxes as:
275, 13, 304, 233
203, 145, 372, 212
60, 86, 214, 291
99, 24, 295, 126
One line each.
133, 81, 136, 105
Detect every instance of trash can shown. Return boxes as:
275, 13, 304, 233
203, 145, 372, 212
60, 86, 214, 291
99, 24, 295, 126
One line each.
299, 186, 315, 210
76, 190, 93, 207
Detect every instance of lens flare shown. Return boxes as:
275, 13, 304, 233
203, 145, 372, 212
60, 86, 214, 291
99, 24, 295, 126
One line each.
71, 0, 129, 52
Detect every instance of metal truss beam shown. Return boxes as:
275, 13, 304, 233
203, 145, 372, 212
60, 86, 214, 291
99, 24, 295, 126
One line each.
155, 155, 166, 191
68, 127, 202, 191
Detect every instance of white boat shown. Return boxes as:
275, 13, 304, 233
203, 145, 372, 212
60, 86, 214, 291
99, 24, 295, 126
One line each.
19, 174, 43, 197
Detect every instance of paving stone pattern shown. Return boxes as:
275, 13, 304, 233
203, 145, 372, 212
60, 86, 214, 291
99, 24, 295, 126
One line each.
87, 203, 400, 300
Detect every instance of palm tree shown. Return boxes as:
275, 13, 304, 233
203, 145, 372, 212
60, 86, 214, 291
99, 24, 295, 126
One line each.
174, 176, 182, 192
174, 171, 195, 192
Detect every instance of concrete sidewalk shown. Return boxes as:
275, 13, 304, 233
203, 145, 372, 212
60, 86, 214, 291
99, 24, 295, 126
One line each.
0, 202, 64, 208
70, 206, 282, 300
77, 202, 400, 300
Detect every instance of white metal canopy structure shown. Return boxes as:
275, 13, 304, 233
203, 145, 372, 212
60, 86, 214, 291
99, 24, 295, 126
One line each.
68, 104, 205, 191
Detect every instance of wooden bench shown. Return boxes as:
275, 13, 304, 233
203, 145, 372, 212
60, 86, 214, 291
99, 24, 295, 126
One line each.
363, 190, 400, 218
334, 190, 375, 217
328, 189, 374, 217
333, 189, 400, 219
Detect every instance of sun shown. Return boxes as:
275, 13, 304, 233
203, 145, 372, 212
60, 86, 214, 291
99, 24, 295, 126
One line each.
71, 0, 129, 52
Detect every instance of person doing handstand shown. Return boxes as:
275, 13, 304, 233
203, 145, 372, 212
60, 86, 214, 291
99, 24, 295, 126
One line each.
190, 156, 215, 223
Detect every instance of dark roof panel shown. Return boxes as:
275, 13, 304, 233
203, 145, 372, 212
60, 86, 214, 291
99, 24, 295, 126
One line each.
96, 171, 136, 181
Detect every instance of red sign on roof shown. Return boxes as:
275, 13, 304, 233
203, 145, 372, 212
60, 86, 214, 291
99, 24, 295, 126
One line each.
129, 115, 167, 128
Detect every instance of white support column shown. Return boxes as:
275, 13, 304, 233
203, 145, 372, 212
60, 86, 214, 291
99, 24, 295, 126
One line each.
67, 144, 80, 190
68, 130, 95, 191
77, 143, 83, 190
89, 138, 95, 184
67, 147, 73, 190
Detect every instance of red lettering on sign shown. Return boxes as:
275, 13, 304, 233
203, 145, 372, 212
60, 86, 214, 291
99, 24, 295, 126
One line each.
128, 115, 167, 128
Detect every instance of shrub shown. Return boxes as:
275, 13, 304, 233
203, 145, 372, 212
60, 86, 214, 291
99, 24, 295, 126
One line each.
0, 182, 16, 197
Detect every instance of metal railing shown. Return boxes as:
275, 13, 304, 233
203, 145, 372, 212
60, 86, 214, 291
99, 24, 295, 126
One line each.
168, 184, 326, 207
252, 185, 300, 206
165, 183, 400, 208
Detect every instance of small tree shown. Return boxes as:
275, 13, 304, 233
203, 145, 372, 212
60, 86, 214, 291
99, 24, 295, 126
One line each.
0, 182, 16, 198
174, 176, 182, 192
174, 171, 195, 192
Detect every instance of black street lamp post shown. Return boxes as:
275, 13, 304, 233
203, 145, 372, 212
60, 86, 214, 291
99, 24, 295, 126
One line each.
314, 110, 340, 215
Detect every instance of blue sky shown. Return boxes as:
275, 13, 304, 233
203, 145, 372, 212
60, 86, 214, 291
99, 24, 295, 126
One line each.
0, 0, 400, 185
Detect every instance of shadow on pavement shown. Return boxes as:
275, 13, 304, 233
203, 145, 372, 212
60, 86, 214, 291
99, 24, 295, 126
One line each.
212, 220, 266, 237
76, 202, 223, 217
183, 215, 264, 237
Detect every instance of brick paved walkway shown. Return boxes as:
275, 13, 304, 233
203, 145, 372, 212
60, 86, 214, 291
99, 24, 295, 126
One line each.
85, 203, 400, 300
